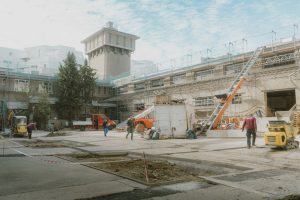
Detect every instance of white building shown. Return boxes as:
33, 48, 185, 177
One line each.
0, 47, 26, 70
0, 46, 84, 75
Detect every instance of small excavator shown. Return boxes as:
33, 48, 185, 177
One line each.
264, 120, 299, 150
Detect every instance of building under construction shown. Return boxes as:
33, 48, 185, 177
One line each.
110, 40, 300, 130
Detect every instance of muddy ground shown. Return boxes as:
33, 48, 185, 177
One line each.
88, 158, 216, 185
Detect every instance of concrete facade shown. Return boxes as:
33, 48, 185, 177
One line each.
81, 22, 139, 80
113, 41, 300, 123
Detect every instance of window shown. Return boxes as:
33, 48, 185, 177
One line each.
109, 33, 112, 44
195, 69, 213, 80
264, 52, 295, 68
135, 82, 145, 90
171, 74, 186, 84
14, 79, 29, 92
44, 82, 53, 94
99, 35, 102, 45
123, 36, 126, 46
119, 86, 128, 93
130, 38, 133, 48
88, 41, 91, 50
224, 63, 243, 75
194, 96, 214, 107
118, 105, 128, 112
151, 79, 164, 88
232, 94, 242, 104
109, 88, 114, 95
38, 82, 53, 94
92, 39, 95, 48
134, 103, 145, 111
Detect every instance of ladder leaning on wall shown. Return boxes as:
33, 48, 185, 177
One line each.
200, 46, 264, 133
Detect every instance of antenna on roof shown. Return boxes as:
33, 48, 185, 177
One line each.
105, 21, 117, 30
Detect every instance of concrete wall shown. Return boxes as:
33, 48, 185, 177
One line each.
106, 50, 130, 79
89, 51, 106, 79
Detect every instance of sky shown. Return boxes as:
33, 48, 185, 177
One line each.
0, 0, 300, 65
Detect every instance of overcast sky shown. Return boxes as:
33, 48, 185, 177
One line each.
0, 0, 300, 64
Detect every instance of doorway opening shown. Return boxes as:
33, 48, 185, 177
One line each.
266, 90, 296, 117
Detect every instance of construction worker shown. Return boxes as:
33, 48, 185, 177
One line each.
27, 122, 36, 139
126, 116, 135, 140
94, 118, 98, 130
103, 120, 109, 137
242, 114, 257, 149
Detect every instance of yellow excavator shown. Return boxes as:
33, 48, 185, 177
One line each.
264, 120, 299, 150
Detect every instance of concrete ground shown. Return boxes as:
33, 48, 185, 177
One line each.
0, 129, 300, 200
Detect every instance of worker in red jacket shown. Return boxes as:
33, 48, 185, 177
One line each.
27, 122, 36, 139
242, 114, 257, 149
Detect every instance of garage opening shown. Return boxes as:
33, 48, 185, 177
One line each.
266, 90, 296, 117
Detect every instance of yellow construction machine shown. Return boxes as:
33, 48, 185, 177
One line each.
264, 120, 299, 150
11, 116, 28, 136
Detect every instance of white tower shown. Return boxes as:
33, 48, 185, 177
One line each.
81, 22, 139, 80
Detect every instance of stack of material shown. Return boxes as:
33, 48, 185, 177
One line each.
156, 95, 170, 104
292, 111, 300, 134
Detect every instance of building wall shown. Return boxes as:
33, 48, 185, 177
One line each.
106, 49, 130, 79
114, 41, 300, 122
89, 50, 106, 80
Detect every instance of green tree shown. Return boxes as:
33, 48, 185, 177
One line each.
79, 59, 97, 118
56, 52, 81, 121
34, 92, 51, 129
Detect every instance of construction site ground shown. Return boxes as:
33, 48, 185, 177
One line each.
1, 130, 300, 200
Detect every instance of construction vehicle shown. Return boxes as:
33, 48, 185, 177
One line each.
264, 120, 299, 149
134, 118, 154, 132
116, 105, 155, 131
92, 114, 116, 130
200, 47, 263, 133
11, 116, 28, 136
73, 114, 116, 130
